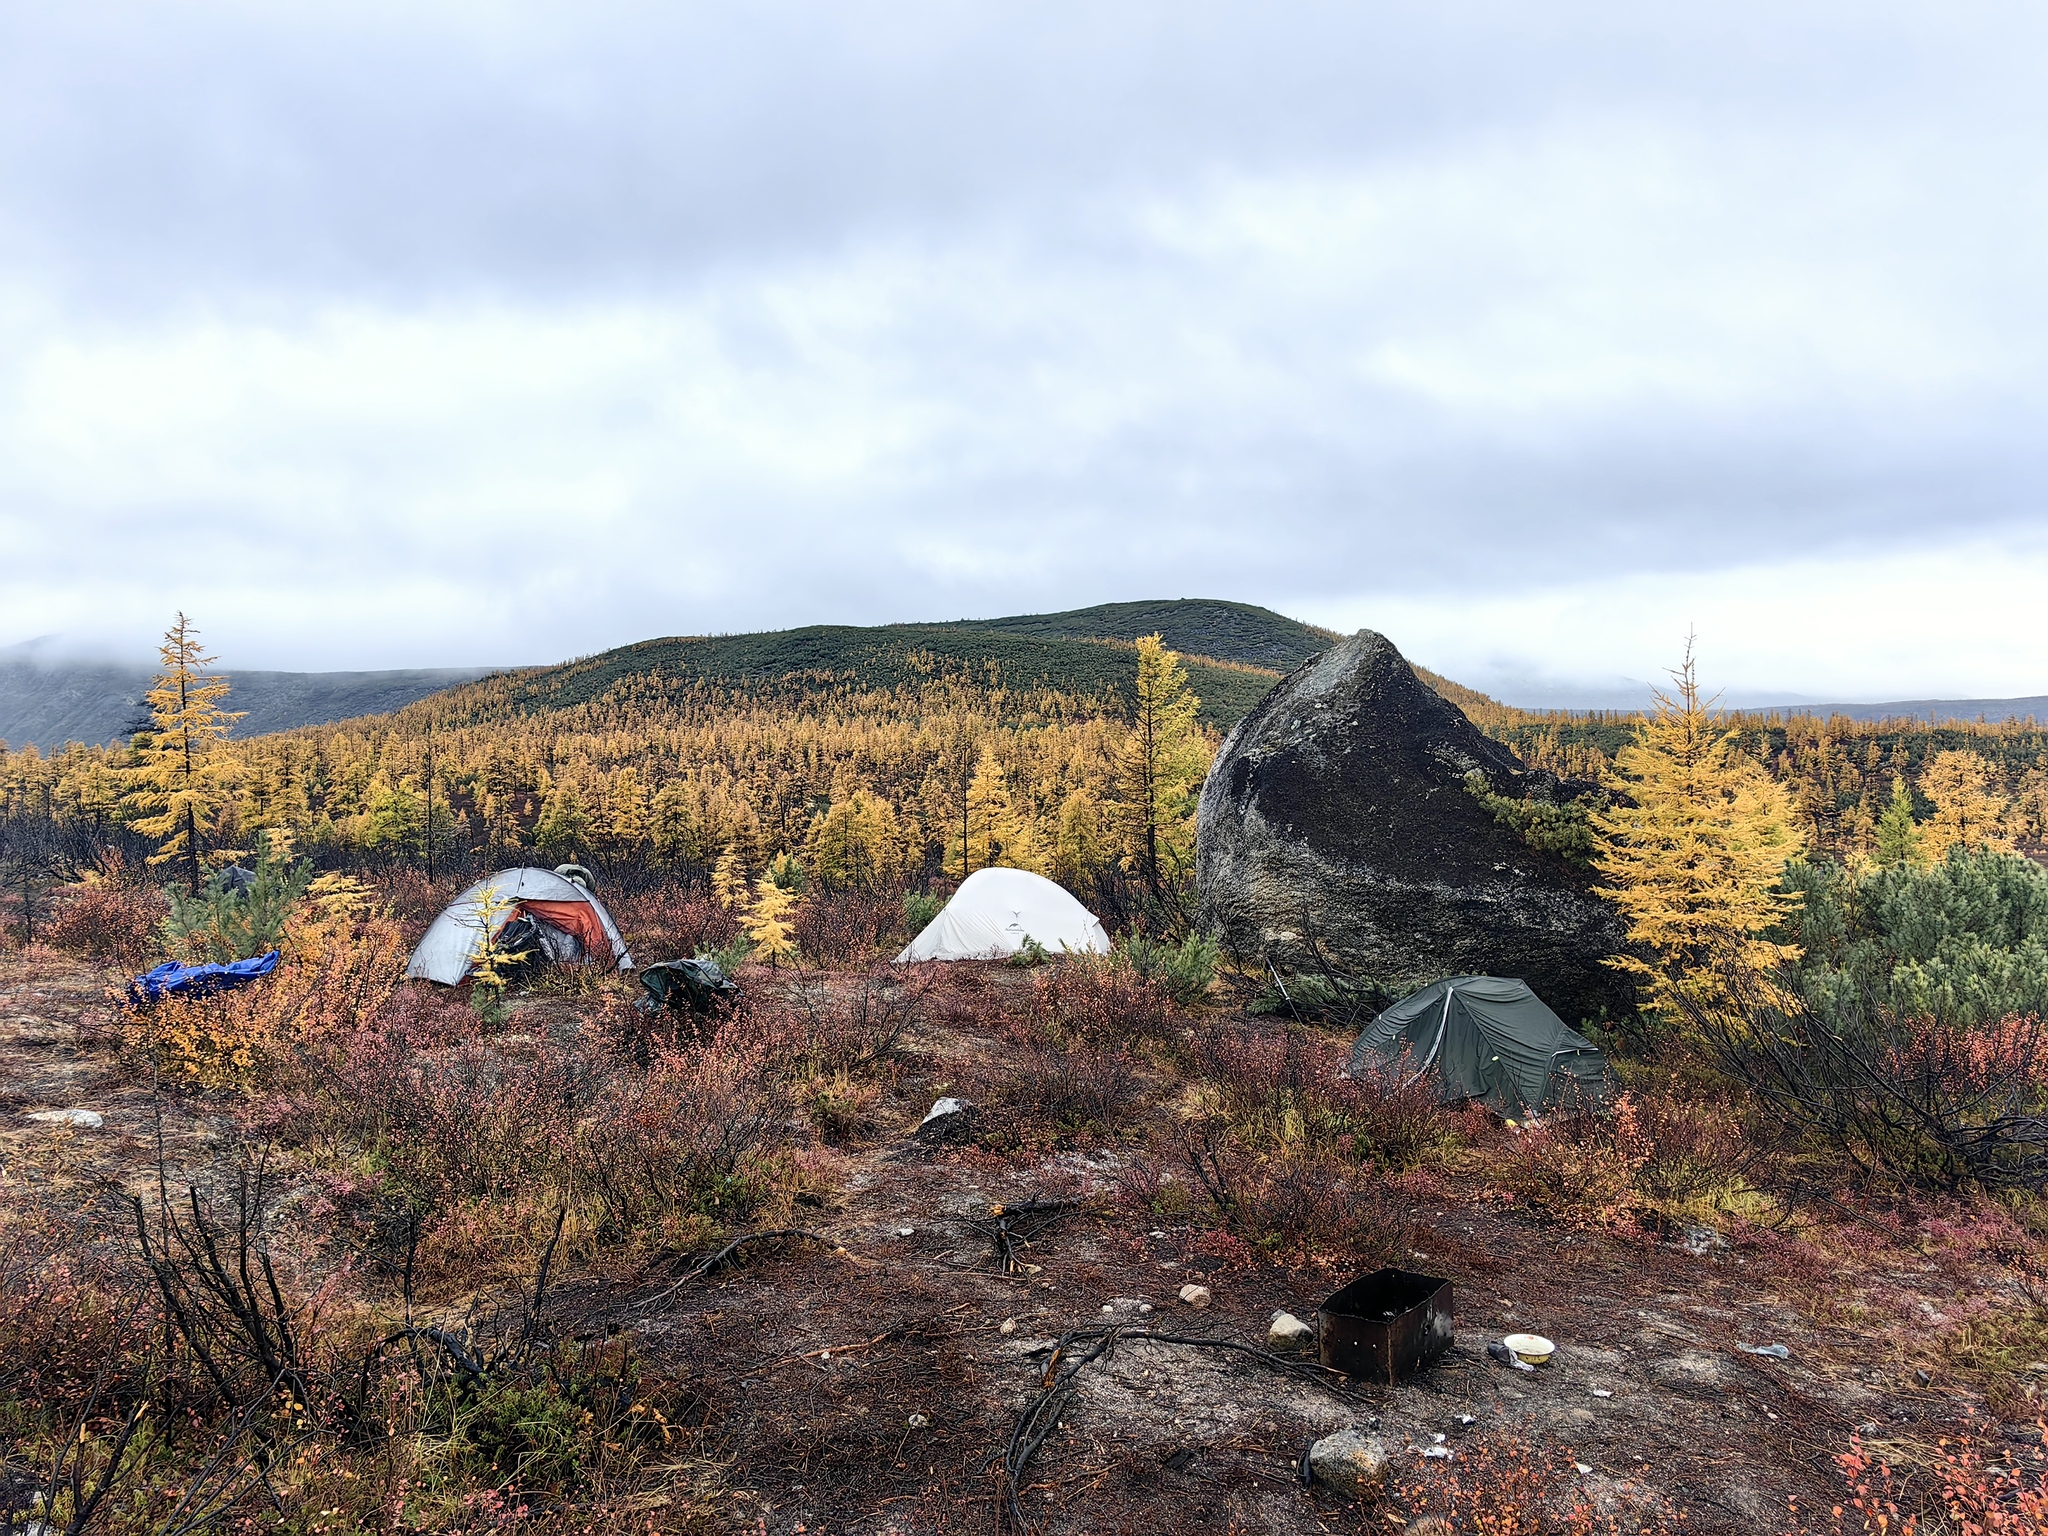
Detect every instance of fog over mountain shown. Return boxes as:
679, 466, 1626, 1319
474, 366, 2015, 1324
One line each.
0, 639, 489, 752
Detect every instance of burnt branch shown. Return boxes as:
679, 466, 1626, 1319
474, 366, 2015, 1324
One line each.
997, 1325, 1366, 1532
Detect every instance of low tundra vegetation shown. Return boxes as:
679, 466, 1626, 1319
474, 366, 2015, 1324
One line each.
7, 834, 2048, 1532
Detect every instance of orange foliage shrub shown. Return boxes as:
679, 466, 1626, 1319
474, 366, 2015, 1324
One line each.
1193, 1020, 1444, 1169
1029, 957, 1176, 1048
0, 1199, 141, 1411
1628, 1086, 1748, 1204
607, 881, 739, 962
1396, 1429, 1672, 1533
786, 888, 899, 964
1815, 1421, 2048, 1534
140, 907, 408, 1087
1117, 1122, 1412, 1269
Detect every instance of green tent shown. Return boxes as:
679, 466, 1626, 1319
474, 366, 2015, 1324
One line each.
1349, 976, 1612, 1117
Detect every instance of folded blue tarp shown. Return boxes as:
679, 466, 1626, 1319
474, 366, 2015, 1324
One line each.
127, 950, 281, 1007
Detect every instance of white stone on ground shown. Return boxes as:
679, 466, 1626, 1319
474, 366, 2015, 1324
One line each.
918, 1097, 971, 1135
1267, 1311, 1313, 1350
26, 1109, 102, 1129
1177, 1284, 1211, 1309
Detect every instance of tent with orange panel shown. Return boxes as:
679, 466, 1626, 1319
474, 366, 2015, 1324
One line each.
406, 867, 634, 984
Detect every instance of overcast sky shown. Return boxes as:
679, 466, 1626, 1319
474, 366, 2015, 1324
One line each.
3, 2, 2044, 703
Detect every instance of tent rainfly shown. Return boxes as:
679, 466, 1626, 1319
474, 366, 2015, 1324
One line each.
407, 867, 634, 984
895, 867, 1111, 962
1349, 975, 1611, 1117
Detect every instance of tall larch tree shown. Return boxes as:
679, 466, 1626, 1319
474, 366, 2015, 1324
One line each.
710, 843, 749, 911
1918, 748, 2011, 861
1590, 640, 1806, 1026
959, 746, 1040, 874
743, 874, 799, 965
1116, 635, 1208, 897
534, 779, 592, 857
127, 613, 244, 892
807, 789, 906, 890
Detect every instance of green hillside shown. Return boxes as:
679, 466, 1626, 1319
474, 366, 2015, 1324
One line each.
445, 600, 1331, 730
956, 598, 1337, 673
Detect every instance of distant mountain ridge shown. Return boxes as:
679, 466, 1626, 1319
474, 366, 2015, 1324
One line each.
10, 600, 2030, 750
1766, 696, 2048, 725
0, 644, 492, 752
448, 599, 1335, 731
0, 600, 1334, 749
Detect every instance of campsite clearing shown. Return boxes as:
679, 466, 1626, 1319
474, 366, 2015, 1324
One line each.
4, 941, 2034, 1534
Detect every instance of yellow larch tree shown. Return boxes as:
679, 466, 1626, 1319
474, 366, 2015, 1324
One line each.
710, 843, 749, 911
1049, 786, 1108, 891
743, 875, 799, 965
1873, 775, 1924, 870
1918, 748, 2012, 861
126, 613, 244, 892
959, 747, 1040, 874
1116, 635, 1208, 896
807, 789, 907, 890
1590, 641, 1806, 1025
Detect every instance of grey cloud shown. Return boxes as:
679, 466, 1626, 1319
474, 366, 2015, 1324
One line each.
4, 2, 2036, 305
1, 2, 2044, 688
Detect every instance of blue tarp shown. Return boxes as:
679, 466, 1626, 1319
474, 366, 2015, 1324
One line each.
126, 950, 281, 1007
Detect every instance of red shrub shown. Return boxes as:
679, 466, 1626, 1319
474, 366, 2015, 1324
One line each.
1395, 1426, 1653, 1532
1917, 1196, 2042, 1276
576, 1023, 788, 1239
792, 889, 900, 964
1194, 1021, 1444, 1169
372, 868, 466, 924
42, 881, 168, 968
1723, 1215, 1835, 1282
759, 965, 934, 1075
1818, 1417, 2048, 1533
606, 882, 738, 963
1160, 1120, 1412, 1268
290, 983, 585, 1206
987, 1036, 1143, 1135
0, 1202, 143, 1412
1495, 1097, 1653, 1231
1030, 959, 1175, 1048
1630, 1085, 1747, 1203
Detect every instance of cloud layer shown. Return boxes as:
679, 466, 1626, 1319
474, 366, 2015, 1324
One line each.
2, 2, 2043, 699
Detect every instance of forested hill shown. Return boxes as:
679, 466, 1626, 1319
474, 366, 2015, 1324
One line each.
435, 600, 1336, 731
952, 599, 1337, 673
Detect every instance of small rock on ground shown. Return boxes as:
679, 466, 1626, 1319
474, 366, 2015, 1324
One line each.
1308, 1429, 1389, 1499
916, 1097, 973, 1140
1178, 1284, 1211, 1309
1268, 1310, 1313, 1350
25, 1108, 102, 1129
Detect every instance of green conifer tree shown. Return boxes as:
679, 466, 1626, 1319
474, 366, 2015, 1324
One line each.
1873, 776, 1924, 870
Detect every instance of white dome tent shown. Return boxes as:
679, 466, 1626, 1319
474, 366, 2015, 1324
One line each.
407, 867, 634, 984
895, 867, 1111, 963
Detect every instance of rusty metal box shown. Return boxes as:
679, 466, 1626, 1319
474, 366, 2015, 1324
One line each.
1318, 1267, 1454, 1384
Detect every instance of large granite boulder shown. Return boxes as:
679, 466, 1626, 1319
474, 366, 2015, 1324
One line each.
1195, 630, 1631, 1024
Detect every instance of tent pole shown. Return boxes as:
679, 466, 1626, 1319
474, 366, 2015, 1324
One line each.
1399, 984, 1456, 1093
